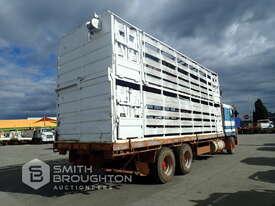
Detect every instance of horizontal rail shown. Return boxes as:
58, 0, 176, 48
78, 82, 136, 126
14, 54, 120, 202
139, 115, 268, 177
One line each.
54, 133, 224, 156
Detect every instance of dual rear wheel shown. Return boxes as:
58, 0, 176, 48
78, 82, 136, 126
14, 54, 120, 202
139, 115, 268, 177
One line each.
152, 144, 193, 184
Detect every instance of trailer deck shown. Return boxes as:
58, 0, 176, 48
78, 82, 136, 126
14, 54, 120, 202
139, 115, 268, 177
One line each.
54, 132, 226, 155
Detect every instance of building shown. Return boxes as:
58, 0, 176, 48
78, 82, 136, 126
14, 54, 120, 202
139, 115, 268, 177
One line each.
0, 117, 56, 130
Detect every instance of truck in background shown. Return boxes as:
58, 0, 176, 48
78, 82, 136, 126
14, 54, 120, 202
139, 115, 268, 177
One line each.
257, 119, 274, 129
32, 128, 55, 143
0, 130, 33, 145
1, 129, 55, 145
54, 11, 238, 183
238, 119, 274, 134
0, 131, 12, 145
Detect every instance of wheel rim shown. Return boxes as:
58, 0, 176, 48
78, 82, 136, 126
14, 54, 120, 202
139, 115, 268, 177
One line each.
161, 156, 173, 176
183, 150, 192, 168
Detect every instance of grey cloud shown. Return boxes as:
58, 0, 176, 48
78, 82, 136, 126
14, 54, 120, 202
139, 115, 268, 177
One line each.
0, 0, 274, 119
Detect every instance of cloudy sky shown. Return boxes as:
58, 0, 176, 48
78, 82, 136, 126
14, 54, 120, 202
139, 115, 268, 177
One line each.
0, 0, 274, 119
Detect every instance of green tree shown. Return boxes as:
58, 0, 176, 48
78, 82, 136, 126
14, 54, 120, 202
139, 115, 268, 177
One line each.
253, 99, 269, 123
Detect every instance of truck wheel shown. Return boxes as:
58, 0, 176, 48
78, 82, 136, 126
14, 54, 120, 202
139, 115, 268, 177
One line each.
227, 137, 236, 154
152, 147, 175, 184
174, 144, 193, 175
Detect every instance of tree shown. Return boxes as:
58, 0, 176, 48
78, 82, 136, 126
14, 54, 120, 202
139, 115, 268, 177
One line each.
253, 99, 269, 123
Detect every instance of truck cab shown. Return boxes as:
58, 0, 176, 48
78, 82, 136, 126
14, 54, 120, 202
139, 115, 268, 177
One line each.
33, 128, 55, 143
222, 104, 237, 136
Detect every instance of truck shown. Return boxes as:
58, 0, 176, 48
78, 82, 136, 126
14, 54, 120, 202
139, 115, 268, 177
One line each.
0, 131, 11, 145
0, 130, 33, 145
257, 119, 274, 129
54, 11, 238, 183
238, 119, 274, 134
33, 128, 55, 143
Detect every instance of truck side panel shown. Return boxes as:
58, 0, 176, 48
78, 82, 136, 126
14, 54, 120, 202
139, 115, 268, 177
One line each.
57, 11, 225, 144
111, 13, 224, 140
57, 14, 113, 143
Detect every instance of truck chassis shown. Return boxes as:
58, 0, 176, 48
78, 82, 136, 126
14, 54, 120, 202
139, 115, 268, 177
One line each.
54, 133, 237, 183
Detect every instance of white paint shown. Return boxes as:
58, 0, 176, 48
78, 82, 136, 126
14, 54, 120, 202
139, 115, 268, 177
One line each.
57, 11, 224, 143
224, 121, 235, 127
225, 129, 236, 133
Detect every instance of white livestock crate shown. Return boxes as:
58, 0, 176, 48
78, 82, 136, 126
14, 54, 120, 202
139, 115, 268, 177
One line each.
57, 11, 223, 143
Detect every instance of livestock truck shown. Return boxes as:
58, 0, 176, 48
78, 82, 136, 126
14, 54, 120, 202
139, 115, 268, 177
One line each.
54, 11, 238, 183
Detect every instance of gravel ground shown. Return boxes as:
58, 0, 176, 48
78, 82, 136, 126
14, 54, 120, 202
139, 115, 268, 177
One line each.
0, 134, 275, 206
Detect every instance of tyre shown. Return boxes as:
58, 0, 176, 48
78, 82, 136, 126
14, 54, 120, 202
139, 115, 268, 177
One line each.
152, 147, 175, 184
174, 144, 193, 175
227, 137, 236, 154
